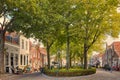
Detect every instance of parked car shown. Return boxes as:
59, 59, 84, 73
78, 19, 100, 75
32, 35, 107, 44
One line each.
112, 65, 119, 71
104, 64, 111, 71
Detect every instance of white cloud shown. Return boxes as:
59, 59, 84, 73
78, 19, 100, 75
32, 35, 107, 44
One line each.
0, 16, 9, 27
105, 35, 120, 45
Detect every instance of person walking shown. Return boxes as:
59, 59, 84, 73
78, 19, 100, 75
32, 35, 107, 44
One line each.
40, 67, 43, 75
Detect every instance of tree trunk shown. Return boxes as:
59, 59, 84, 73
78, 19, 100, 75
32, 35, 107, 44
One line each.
69, 54, 72, 67
83, 43, 88, 69
46, 42, 50, 69
70, 57, 72, 67
60, 58, 62, 68
0, 30, 5, 74
81, 57, 84, 67
66, 25, 70, 70
74, 57, 75, 66
59, 53, 62, 68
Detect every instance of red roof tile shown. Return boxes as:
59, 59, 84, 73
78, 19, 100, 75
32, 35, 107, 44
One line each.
112, 41, 120, 57
30, 45, 47, 56
39, 48, 47, 55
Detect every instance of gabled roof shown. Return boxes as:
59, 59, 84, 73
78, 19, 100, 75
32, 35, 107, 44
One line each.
39, 48, 47, 55
112, 41, 120, 57
30, 45, 47, 56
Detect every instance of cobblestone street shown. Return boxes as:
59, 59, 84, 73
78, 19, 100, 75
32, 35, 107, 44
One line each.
0, 73, 19, 80
1, 69, 120, 80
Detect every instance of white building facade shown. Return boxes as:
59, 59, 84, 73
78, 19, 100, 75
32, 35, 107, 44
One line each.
4, 32, 20, 73
19, 35, 30, 69
4, 32, 30, 73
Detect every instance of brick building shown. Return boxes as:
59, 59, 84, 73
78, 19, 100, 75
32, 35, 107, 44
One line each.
103, 42, 120, 69
29, 42, 47, 72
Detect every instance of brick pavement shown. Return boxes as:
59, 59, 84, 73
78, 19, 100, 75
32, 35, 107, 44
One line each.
1, 69, 120, 80
0, 73, 20, 80
42, 69, 120, 80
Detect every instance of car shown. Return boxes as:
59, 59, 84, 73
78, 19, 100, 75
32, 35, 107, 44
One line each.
104, 64, 111, 71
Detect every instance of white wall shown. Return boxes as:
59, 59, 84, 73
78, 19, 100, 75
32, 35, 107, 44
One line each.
19, 35, 30, 69
4, 42, 19, 73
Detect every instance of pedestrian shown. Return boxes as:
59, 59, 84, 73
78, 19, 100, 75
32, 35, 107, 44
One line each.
104, 64, 110, 71
110, 67, 112, 73
96, 60, 100, 68
40, 67, 43, 74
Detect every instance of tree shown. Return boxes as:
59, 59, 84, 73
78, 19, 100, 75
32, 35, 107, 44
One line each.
0, 0, 17, 73
0, 0, 42, 73
25, 0, 65, 69
50, 36, 67, 68
72, 0, 119, 69
56, 0, 80, 70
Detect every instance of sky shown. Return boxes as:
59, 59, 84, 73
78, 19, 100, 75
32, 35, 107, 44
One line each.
92, 35, 120, 55
0, 16, 9, 28
29, 38, 44, 48
105, 35, 120, 45
0, 17, 3, 27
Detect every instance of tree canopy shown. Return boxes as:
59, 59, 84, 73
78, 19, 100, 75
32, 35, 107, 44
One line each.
0, 0, 120, 73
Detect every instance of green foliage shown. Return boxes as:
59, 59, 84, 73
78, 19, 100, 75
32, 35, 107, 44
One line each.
44, 68, 96, 76
68, 0, 120, 69
1, 0, 120, 70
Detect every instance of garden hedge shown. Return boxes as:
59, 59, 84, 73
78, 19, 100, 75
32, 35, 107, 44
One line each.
44, 68, 96, 77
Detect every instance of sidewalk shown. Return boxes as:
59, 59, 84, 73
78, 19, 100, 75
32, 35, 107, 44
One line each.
0, 73, 19, 80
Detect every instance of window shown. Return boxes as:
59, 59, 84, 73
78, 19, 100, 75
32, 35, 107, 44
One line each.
24, 55, 26, 65
26, 41, 28, 50
22, 39, 24, 49
5, 53, 9, 65
35, 52, 37, 58
11, 53, 14, 66
38, 53, 40, 58
15, 54, 18, 65
27, 55, 28, 65
34, 53, 35, 57
20, 55, 22, 65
